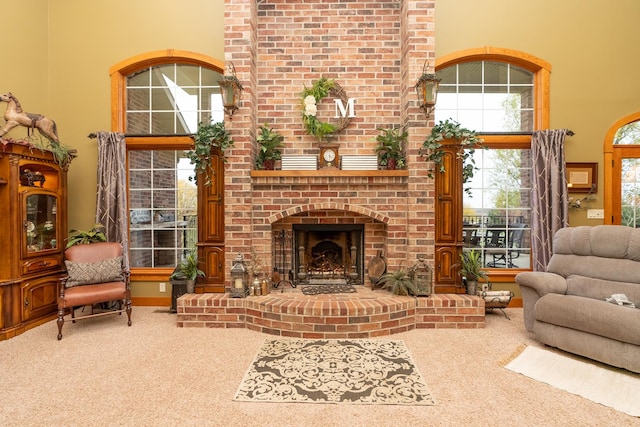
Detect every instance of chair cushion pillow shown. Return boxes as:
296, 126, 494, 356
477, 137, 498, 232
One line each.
65, 256, 124, 287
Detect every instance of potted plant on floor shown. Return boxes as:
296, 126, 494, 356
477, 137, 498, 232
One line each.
187, 120, 234, 186
377, 266, 418, 296
457, 249, 488, 295
255, 123, 284, 170
374, 126, 407, 170
170, 250, 205, 293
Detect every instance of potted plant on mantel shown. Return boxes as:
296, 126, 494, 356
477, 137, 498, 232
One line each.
457, 249, 488, 295
187, 121, 234, 186
170, 250, 205, 293
255, 123, 284, 170
374, 126, 407, 170
420, 119, 484, 185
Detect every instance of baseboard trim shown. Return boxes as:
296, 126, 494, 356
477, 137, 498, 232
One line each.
510, 297, 523, 308
132, 297, 171, 307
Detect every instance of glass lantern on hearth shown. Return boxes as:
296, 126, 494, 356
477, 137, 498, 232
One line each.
411, 258, 433, 296
230, 253, 249, 298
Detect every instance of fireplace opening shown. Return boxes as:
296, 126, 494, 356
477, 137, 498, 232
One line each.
292, 224, 364, 285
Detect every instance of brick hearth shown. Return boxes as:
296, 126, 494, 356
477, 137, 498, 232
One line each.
177, 289, 485, 338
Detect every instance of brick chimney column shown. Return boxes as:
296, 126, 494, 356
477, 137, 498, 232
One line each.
402, 0, 436, 266
223, 0, 258, 284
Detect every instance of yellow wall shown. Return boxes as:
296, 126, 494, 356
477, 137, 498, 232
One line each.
3, 0, 640, 301
2, 1, 50, 111
436, 0, 640, 225
1, 0, 224, 231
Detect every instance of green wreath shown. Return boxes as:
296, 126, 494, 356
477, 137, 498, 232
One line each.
301, 78, 351, 141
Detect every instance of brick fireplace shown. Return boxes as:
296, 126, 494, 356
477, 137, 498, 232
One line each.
256, 173, 414, 287
220, 0, 437, 290
177, 0, 484, 334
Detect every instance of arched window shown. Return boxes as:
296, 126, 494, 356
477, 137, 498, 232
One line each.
110, 50, 224, 280
604, 113, 640, 225
435, 47, 550, 279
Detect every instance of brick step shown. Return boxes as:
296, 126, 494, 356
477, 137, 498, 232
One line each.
177, 287, 485, 339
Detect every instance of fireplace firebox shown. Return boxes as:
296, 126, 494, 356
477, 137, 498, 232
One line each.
292, 224, 364, 285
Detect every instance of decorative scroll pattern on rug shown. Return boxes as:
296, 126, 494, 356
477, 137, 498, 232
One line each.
300, 284, 357, 295
234, 339, 436, 405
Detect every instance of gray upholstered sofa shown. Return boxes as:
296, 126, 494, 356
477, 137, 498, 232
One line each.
515, 225, 640, 373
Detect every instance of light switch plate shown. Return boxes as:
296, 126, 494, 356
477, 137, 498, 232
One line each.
587, 209, 604, 219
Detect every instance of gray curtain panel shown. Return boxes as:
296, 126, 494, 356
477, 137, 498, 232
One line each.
95, 131, 130, 270
530, 130, 569, 271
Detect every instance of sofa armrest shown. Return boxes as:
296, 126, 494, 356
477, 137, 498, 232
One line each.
515, 272, 567, 332
515, 271, 567, 295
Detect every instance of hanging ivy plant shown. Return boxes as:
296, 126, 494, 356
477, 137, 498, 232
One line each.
419, 119, 484, 185
187, 121, 234, 186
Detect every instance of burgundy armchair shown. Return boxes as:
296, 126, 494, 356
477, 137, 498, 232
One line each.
57, 242, 132, 340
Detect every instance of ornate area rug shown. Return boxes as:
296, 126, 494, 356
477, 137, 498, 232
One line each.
505, 345, 640, 417
234, 339, 436, 405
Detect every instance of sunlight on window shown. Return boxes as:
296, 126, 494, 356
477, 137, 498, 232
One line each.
621, 158, 640, 228
129, 151, 197, 268
160, 74, 198, 133
435, 60, 534, 269
614, 122, 640, 145
436, 61, 533, 133
437, 93, 523, 132
126, 64, 224, 134
123, 62, 224, 271
462, 149, 532, 269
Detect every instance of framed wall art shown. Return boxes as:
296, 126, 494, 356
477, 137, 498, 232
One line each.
566, 162, 597, 193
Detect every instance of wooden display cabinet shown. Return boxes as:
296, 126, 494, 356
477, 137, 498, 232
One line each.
434, 142, 465, 294
0, 140, 73, 340
196, 148, 225, 293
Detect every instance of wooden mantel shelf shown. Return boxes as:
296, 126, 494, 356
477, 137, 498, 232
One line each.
250, 169, 409, 178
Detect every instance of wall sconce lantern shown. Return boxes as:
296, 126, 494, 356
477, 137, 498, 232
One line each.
218, 62, 244, 119
230, 253, 249, 298
414, 60, 440, 117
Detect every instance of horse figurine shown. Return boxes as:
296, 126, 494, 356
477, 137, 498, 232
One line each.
0, 92, 59, 144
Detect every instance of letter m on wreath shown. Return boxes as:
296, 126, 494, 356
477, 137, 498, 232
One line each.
334, 98, 356, 118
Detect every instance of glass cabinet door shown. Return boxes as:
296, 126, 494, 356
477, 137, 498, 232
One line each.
23, 193, 58, 255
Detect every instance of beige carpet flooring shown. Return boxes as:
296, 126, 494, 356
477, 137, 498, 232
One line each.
0, 306, 638, 426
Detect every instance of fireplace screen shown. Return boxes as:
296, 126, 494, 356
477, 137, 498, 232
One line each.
291, 224, 364, 285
